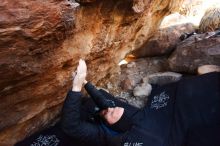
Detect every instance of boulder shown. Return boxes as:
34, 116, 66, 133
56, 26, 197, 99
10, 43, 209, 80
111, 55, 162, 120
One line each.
168, 32, 220, 73
143, 72, 182, 85
133, 83, 152, 97
119, 57, 169, 90
0, 0, 184, 145
98, 57, 169, 108
121, 77, 135, 91
0, 0, 75, 145
160, 12, 188, 28
127, 23, 195, 58
199, 7, 220, 33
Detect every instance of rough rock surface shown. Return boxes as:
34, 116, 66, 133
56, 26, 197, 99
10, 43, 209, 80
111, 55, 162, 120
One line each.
98, 57, 169, 108
161, 0, 220, 29
143, 72, 182, 85
0, 0, 75, 145
178, 0, 220, 26
160, 12, 189, 28
0, 0, 184, 145
133, 83, 152, 97
199, 7, 220, 33
127, 23, 195, 58
168, 32, 220, 73
76, 0, 96, 4
132, 71, 182, 97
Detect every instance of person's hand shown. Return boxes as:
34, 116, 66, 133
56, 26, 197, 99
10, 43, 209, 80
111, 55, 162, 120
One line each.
72, 59, 87, 92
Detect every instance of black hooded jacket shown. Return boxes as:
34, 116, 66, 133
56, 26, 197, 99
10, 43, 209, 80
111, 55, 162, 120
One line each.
61, 72, 220, 146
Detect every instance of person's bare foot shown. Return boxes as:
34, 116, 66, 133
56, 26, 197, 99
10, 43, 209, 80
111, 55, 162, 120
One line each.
197, 65, 220, 75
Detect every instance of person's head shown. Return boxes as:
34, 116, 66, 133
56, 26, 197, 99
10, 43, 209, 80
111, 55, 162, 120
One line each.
100, 107, 124, 125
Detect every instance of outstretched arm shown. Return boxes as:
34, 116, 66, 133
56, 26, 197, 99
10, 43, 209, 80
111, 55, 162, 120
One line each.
61, 90, 107, 145
61, 59, 106, 145
84, 82, 116, 110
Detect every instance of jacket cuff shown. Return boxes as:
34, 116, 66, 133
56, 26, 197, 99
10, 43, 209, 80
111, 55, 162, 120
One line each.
67, 90, 82, 99
84, 82, 94, 91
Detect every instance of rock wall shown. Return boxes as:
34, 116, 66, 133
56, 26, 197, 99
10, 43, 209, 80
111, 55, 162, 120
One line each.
126, 23, 195, 58
168, 32, 220, 73
0, 0, 184, 145
199, 7, 220, 33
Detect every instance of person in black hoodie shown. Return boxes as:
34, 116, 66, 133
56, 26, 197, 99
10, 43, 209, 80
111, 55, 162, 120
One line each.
61, 59, 220, 146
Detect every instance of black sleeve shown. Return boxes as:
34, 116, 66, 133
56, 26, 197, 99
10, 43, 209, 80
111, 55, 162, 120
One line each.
61, 91, 107, 145
98, 89, 142, 132
84, 82, 116, 109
